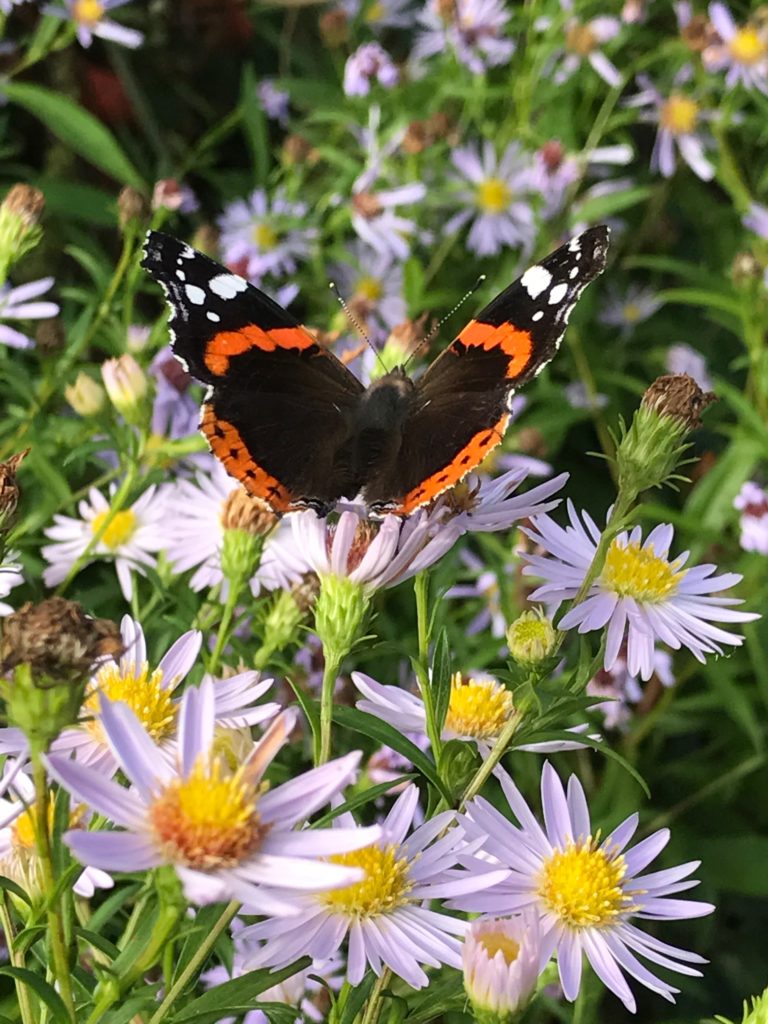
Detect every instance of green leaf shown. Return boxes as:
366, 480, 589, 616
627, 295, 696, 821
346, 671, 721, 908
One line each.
0, 876, 31, 905
333, 706, 452, 803
333, 975, 375, 1024
170, 959, 311, 1023
700, 836, 768, 896
0, 967, 69, 1023
4, 83, 144, 188
430, 628, 452, 738
655, 286, 742, 318
313, 775, 416, 827
572, 185, 652, 223
240, 64, 270, 185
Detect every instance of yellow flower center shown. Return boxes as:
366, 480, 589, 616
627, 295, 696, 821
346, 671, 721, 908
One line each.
85, 661, 177, 743
73, 0, 104, 25
601, 539, 684, 602
252, 223, 278, 250
476, 178, 511, 214
566, 21, 597, 55
729, 26, 766, 65
149, 757, 265, 868
365, 0, 385, 22
660, 95, 699, 135
444, 672, 515, 740
12, 801, 83, 850
356, 275, 383, 302
91, 508, 137, 550
537, 839, 635, 928
622, 302, 642, 323
321, 844, 411, 917
478, 931, 521, 964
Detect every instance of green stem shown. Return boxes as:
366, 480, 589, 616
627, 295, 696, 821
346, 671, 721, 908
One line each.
207, 576, 244, 676
318, 651, 343, 765
0, 895, 36, 1024
413, 571, 443, 764
359, 968, 391, 1024
30, 755, 76, 1022
146, 900, 239, 1024
460, 709, 523, 809
54, 460, 138, 596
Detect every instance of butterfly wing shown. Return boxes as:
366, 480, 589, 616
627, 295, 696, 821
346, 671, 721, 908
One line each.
363, 226, 610, 515
141, 231, 365, 514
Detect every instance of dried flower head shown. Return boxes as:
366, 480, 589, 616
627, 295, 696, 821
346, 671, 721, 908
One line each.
641, 373, 716, 431
0, 449, 29, 536
220, 487, 279, 537
117, 186, 150, 230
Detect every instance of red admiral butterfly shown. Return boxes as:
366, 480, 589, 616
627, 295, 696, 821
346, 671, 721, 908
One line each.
141, 226, 609, 517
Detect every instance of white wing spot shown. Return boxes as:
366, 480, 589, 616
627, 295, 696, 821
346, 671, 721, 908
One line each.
180, 245, 196, 260
568, 236, 581, 253
209, 274, 248, 299
521, 265, 552, 300
207, 311, 221, 322
569, 266, 579, 279
532, 311, 544, 322
176, 269, 186, 281
549, 282, 568, 305
185, 284, 206, 305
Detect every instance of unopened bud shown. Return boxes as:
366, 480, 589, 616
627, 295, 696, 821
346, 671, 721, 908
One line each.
65, 372, 106, 416
101, 354, 148, 424
463, 915, 541, 1023
319, 7, 349, 47
0, 184, 45, 281
117, 186, 149, 231
732, 250, 763, 286
506, 608, 556, 668
314, 575, 370, 663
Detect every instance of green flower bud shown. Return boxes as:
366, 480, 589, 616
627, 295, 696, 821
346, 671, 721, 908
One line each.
65, 372, 106, 416
101, 354, 149, 426
313, 574, 370, 663
506, 608, 557, 668
219, 488, 277, 587
0, 184, 45, 283
716, 987, 768, 1024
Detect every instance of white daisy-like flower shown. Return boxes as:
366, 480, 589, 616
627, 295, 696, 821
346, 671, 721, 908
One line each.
331, 242, 406, 342
704, 3, 768, 94
665, 343, 712, 391
444, 141, 536, 258
733, 481, 768, 555
0, 553, 24, 615
0, 759, 113, 900
42, 0, 143, 48
241, 784, 508, 988
0, 277, 59, 350
522, 502, 759, 680
462, 914, 541, 1019
454, 762, 714, 1012
414, 0, 515, 75
550, 0, 622, 87
41, 484, 168, 601
162, 460, 303, 597
440, 468, 568, 533
598, 283, 663, 336
218, 188, 317, 283
341, 0, 416, 31
46, 683, 381, 908
352, 671, 594, 755
0, 615, 281, 775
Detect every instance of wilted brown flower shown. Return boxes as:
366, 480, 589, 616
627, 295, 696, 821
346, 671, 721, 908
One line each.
220, 487, 279, 535
117, 186, 150, 230
641, 373, 716, 431
319, 7, 349, 47
0, 449, 29, 535
1, 184, 45, 228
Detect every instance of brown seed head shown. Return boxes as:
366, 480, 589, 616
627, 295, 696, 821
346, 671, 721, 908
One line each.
2, 184, 45, 227
352, 192, 383, 220
641, 373, 716, 431
681, 13, 718, 51
117, 186, 150, 229
220, 487, 279, 536
401, 112, 454, 154
282, 134, 320, 167
1, 597, 122, 679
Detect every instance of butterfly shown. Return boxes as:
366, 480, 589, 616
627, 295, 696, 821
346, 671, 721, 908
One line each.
141, 226, 609, 517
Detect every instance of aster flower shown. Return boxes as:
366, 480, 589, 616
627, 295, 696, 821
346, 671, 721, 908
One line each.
151, 179, 199, 214
241, 784, 508, 988
704, 3, 768, 94
42, 0, 144, 49
462, 914, 541, 1020
344, 42, 399, 97
529, 141, 581, 220
0, 553, 23, 616
446, 549, 508, 638
523, 502, 759, 680
41, 484, 168, 601
598, 283, 663, 336
162, 460, 301, 596
350, 180, 426, 261
550, 1, 622, 87
256, 79, 290, 125
149, 344, 199, 441
665, 343, 713, 391
625, 73, 715, 181
586, 649, 673, 730
331, 242, 406, 342
564, 381, 609, 410
46, 683, 381, 907
0, 277, 59, 349
733, 481, 768, 555
455, 762, 714, 1012
744, 202, 768, 239
444, 142, 536, 258
0, 760, 113, 900
352, 671, 593, 755
441, 468, 568, 533
414, 0, 515, 75
0, 614, 281, 775
218, 188, 317, 283
341, 0, 416, 30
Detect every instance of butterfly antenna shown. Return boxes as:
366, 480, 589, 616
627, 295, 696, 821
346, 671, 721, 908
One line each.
329, 282, 387, 372
404, 274, 487, 370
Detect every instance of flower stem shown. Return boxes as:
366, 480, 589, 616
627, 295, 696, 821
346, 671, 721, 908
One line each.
208, 577, 244, 677
413, 571, 443, 762
30, 754, 76, 1022
360, 968, 391, 1024
318, 651, 343, 765
0, 894, 36, 1024
146, 900, 239, 1024
460, 709, 523, 809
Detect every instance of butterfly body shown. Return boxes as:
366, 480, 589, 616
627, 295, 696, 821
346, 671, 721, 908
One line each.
141, 226, 609, 517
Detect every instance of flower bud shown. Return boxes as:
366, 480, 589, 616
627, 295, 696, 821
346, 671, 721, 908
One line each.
319, 7, 349, 47
101, 354, 148, 425
462, 915, 541, 1023
313, 574, 371, 664
614, 374, 715, 499
65, 372, 106, 416
506, 608, 556, 668
0, 597, 121, 753
0, 449, 29, 539
0, 184, 45, 282
219, 488, 277, 586
35, 316, 66, 353
117, 185, 149, 232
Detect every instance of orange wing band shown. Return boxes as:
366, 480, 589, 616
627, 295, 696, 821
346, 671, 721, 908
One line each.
394, 411, 510, 515
204, 325, 315, 376
457, 320, 533, 379
201, 404, 294, 514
